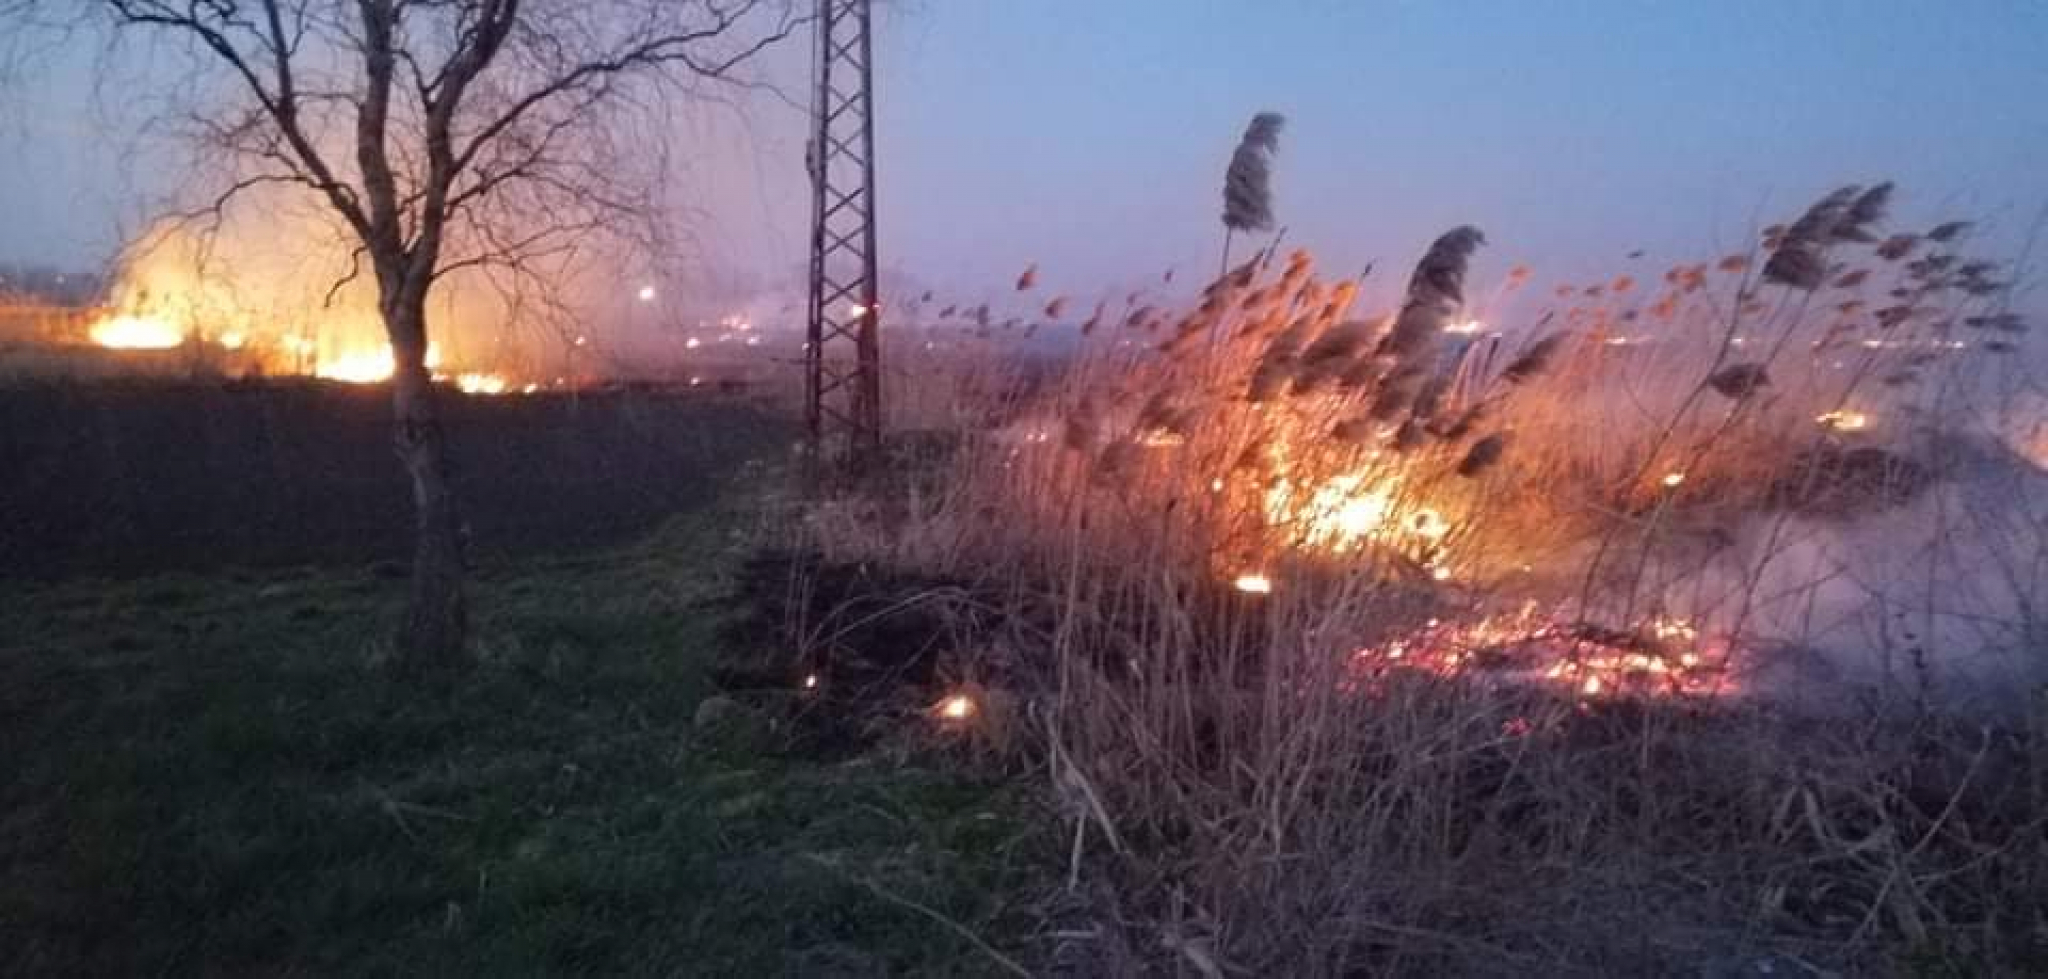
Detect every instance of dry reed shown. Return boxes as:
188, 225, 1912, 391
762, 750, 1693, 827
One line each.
787, 183, 2048, 975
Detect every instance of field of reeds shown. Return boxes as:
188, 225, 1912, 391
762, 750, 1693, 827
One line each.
778, 182, 2048, 975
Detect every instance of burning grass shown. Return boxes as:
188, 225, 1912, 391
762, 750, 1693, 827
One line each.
62, 218, 604, 393
792, 184, 2048, 973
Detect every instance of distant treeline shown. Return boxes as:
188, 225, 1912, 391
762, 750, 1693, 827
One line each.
0, 267, 106, 306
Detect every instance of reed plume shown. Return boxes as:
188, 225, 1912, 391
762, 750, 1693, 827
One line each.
1834, 182, 1892, 243
1500, 333, 1564, 383
1926, 220, 1970, 243
1220, 111, 1285, 273
1706, 363, 1770, 398
1761, 186, 1856, 289
1080, 300, 1107, 335
1455, 432, 1507, 477
1357, 226, 1486, 418
1379, 226, 1485, 359
1248, 315, 1315, 401
1761, 183, 1890, 289
1292, 317, 1377, 392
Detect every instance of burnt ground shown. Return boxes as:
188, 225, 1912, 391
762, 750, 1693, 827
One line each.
0, 380, 794, 577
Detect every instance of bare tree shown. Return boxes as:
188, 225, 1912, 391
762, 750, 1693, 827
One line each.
9, 1, 799, 668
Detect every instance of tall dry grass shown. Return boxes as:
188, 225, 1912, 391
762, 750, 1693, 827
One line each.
792, 185, 2048, 974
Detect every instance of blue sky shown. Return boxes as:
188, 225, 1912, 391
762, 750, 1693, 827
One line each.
873, 0, 2048, 305
4, 1, 2046, 307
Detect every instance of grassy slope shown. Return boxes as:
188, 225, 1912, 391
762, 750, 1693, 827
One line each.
0, 512, 1046, 977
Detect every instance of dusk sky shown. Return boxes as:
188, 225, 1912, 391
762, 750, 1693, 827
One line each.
4, 1, 2046, 310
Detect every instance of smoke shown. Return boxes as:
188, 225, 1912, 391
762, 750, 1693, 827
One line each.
1640, 431, 2048, 717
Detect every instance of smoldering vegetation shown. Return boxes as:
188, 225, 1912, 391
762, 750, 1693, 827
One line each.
765, 182, 2048, 975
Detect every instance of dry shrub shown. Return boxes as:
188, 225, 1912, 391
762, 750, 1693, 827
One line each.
796, 186, 2048, 974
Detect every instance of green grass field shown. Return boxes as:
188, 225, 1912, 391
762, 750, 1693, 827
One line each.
0, 508, 1048, 976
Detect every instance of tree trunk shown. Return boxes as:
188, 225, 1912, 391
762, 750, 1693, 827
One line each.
387, 297, 468, 669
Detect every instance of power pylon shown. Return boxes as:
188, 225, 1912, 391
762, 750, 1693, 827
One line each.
804, 0, 882, 462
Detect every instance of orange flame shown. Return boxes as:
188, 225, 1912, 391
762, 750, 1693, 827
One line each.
88, 314, 183, 350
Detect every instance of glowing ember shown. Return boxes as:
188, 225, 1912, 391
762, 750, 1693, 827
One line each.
218, 331, 248, 350
1409, 509, 1449, 541
1816, 409, 1870, 432
1233, 573, 1274, 594
1272, 473, 1391, 549
802, 673, 819, 690
1264, 470, 1460, 570
1651, 616, 1698, 642
637, 284, 657, 302
319, 349, 396, 383
1349, 608, 1741, 702
88, 314, 184, 350
1139, 429, 1186, 447
937, 693, 976, 720
319, 343, 447, 384
1332, 491, 1391, 538
1660, 471, 1686, 488
454, 372, 509, 395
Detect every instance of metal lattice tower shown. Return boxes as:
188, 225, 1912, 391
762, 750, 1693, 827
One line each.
804, 0, 882, 461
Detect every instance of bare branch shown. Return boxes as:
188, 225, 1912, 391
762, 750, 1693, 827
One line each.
17, 0, 800, 363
